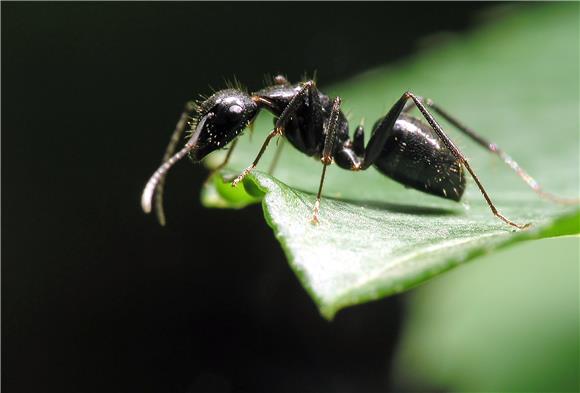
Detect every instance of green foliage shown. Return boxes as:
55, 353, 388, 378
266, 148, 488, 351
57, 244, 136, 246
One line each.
394, 235, 579, 392
202, 4, 579, 319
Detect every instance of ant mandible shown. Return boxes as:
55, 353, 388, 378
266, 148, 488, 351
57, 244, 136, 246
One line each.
142, 75, 577, 227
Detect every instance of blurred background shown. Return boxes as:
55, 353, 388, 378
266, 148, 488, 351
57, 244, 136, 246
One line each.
2, 3, 578, 393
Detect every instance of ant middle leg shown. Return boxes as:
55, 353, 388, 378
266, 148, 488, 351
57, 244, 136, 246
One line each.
312, 97, 342, 224
232, 80, 316, 187
412, 97, 579, 205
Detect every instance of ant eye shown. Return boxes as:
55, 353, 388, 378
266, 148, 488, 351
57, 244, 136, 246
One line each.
229, 105, 243, 115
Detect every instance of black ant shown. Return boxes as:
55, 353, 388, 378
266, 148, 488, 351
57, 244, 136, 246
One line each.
142, 75, 577, 227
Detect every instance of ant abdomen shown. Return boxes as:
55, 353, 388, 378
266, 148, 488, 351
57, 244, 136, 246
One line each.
373, 114, 466, 201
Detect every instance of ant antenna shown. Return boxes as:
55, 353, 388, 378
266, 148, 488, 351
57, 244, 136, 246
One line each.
141, 113, 211, 225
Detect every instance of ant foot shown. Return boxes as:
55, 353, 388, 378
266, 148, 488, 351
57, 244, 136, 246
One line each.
509, 220, 532, 230
496, 211, 531, 230
310, 200, 321, 225
520, 222, 532, 230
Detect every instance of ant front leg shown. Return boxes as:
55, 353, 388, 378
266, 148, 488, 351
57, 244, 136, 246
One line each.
231, 80, 316, 187
312, 97, 341, 224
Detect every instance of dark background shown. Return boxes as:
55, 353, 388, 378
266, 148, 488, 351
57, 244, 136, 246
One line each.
3, 3, 496, 393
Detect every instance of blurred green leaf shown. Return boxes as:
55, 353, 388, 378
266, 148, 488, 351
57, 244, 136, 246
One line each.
393, 236, 579, 392
202, 4, 579, 319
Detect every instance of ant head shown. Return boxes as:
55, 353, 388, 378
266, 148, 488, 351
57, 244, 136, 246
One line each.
141, 89, 258, 225
190, 89, 258, 161
141, 89, 259, 224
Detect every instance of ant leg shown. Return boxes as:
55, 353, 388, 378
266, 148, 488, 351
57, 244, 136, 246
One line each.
268, 138, 286, 175
231, 127, 281, 186
405, 92, 530, 229
232, 81, 316, 187
417, 98, 579, 205
361, 92, 410, 169
312, 97, 342, 224
151, 101, 196, 226
204, 139, 238, 184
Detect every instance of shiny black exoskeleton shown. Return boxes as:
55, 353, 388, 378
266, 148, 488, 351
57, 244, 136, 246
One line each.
142, 75, 577, 228
251, 82, 465, 201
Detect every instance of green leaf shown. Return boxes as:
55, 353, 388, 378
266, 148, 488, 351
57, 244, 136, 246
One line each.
201, 4, 579, 319
392, 236, 579, 392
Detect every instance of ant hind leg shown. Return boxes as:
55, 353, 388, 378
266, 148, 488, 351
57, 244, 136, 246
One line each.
417, 97, 579, 205
405, 92, 531, 229
363, 91, 531, 229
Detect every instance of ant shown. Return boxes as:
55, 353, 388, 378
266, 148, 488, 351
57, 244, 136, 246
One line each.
142, 75, 577, 227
